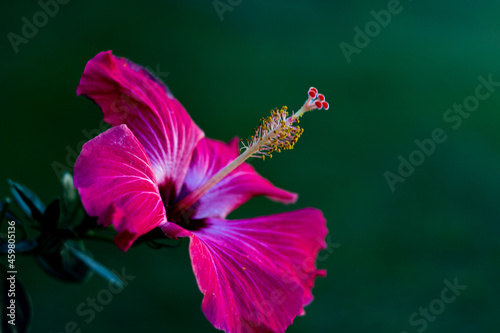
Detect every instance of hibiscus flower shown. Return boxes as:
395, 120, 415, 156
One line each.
74, 51, 329, 333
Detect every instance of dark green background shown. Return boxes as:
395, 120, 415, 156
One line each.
1, 0, 499, 332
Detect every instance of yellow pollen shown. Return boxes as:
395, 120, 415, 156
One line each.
239, 105, 308, 159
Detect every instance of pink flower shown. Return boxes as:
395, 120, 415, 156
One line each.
74, 51, 328, 333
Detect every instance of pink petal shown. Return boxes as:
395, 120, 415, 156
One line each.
77, 51, 204, 202
180, 137, 297, 219
161, 208, 327, 332
74, 125, 166, 251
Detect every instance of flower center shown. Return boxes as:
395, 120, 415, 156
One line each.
168, 87, 329, 221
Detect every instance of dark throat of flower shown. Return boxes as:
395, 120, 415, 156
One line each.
168, 87, 330, 222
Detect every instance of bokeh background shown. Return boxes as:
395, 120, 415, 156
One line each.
1, 0, 500, 332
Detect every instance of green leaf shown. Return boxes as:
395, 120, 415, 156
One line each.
0, 197, 11, 229
0, 240, 37, 254
59, 173, 86, 229
0, 264, 32, 333
7, 179, 46, 222
61, 173, 78, 211
42, 199, 60, 231
0, 200, 23, 226
67, 243, 124, 288
35, 236, 92, 283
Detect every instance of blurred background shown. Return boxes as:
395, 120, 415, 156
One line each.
1, 0, 499, 332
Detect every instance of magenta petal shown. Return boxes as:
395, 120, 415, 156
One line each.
161, 208, 327, 332
181, 137, 298, 219
74, 125, 166, 251
77, 51, 204, 200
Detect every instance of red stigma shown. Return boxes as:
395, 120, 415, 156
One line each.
308, 87, 318, 98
